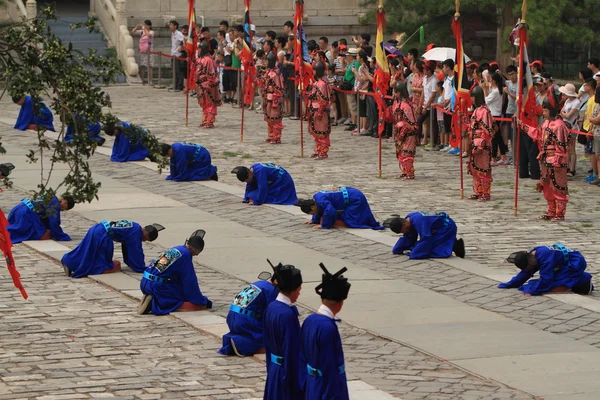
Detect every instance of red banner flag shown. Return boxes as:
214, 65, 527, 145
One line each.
294, 0, 313, 90
240, 0, 256, 106
373, 4, 390, 135
0, 210, 27, 299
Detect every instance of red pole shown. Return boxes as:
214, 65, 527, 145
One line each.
378, 93, 382, 178
185, 57, 190, 127
459, 99, 464, 199
514, 27, 525, 217
240, 69, 245, 142
299, 88, 304, 157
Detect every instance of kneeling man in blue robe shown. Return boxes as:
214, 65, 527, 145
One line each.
7, 195, 74, 244
302, 264, 351, 400
263, 261, 305, 400
138, 230, 212, 315
218, 272, 278, 357
103, 121, 154, 162
296, 186, 383, 230
383, 212, 465, 259
62, 220, 162, 278
160, 142, 218, 182
232, 163, 297, 206
13, 96, 55, 131
65, 116, 105, 146
499, 244, 594, 296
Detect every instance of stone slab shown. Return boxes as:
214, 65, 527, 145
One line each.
89, 272, 142, 291
22, 240, 71, 253
74, 192, 187, 211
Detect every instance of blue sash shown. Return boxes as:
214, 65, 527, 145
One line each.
101, 220, 113, 239
306, 363, 345, 377
143, 270, 170, 284
21, 199, 35, 212
229, 304, 261, 320
340, 186, 349, 206
551, 243, 571, 269
270, 353, 284, 365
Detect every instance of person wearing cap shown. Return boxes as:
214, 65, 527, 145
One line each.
103, 120, 154, 163
558, 83, 581, 177
160, 142, 218, 182
138, 230, 212, 315
263, 262, 304, 400
256, 52, 285, 144
218, 271, 279, 357
391, 80, 419, 179
530, 60, 543, 75
232, 163, 298, 206
383, 212, 465, 259
194, 40, 221, 129
467, 85, 496, 201
306, 61, 334, 159
295, 186, 384, 230
301, 264, 351, 399
499, 244, 593, 296
62, 220, 162, 278
12, 95, 55, 132
7, 194, 75, 244
342, 48, 360, 132
519, 86, 570, 220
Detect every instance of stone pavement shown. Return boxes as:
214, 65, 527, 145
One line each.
1, 87, 600, 399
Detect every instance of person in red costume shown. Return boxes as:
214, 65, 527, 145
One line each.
391, 80, 419, 179
258, 52, 285, 144
306, 60, 334, 159
195, 41, 221, 128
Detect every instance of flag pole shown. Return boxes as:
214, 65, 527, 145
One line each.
185, 56, 190, 127
459, 99, 464, 199
378, 0, 383, 178
240, 76, 245, 142
514, 0, 527, 217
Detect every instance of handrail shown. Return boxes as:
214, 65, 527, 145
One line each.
13, 0, 27, 18
102, 0, 116, 20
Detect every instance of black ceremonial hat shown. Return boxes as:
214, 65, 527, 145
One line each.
268, 259, 302, 292
382, 215, 405, 234
315, 263, 351, 302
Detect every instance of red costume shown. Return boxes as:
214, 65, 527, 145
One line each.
195, 55, 221, 128
468, 105, 496, 200
523, 119, 569, 220
307, 77, 334, 159
391, 98, 419, 178
261, 69, 285, 144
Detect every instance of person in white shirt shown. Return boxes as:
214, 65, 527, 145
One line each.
559, 83, 581, 177
441, 59, 456, 152
418, 60, 438, 146
504, 65, 518, 156
483, 72, 508, 165
168, 20, 185, 91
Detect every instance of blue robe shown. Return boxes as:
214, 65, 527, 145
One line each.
166, 143, 217, 181
263, 300, 305, 400
244, 163, 298, 206
110, 122, 150, 162
65, 118, 103, 145
14, 96, 55, 131
499, 245, 593, 296
140, 245, 211, 315
218, 280, 278, 356
7, 197, 70, 244
392, 212, 457, 259
311, 187, 383, 230
301, 314, 349, 400
62, 220, 146, 278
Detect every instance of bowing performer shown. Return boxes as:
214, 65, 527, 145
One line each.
160, 142, 218, 182
295, 186, 384, 230
62, 220, 163, 278
383, 212, 465, 259
232, 164, 298, 205
138, 230, 212, 315
301, 263, 351, 400
13, 95, 55, 131
103, 120, 154, 163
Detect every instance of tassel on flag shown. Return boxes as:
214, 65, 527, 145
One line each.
240, 0, 256, 106
0, 210, 27, 299
186, 1, 197, 91
373, 1, 390, 135
519, 28, 537, 128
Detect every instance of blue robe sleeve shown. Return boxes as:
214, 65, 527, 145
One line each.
392, 231, 417, 254
498, 270, 534, 289
121, 231, 146, 272
167, 144, 188, 181
251, 166, 269, 205
47, 201, 71, 241
520, 254, 556, 295
179, 255, 210, 305
317, 199, 338, 229
14, 96, 33, 131
406, 214, 436, 259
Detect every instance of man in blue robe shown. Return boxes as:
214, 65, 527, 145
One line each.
232, 164, 298, 206
218, 272, 279, 357
65, 116, 105, 146
13, 96, 55, 131
383, 212, 465, 259
62, 220, 162, 278
7, 195, 74, 244
295, 187, 384, 230
138, 229, 212, 315
499, 244, 594, 296
301, 264, 351, 400
160, 143, 218, 182
263, 261, 305, 400
103, 121, 153, 162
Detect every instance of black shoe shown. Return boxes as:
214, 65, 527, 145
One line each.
97, 137, 106, 146
453, 238, 465, 258
344, 124, 356, 132
211, 171, 218, 181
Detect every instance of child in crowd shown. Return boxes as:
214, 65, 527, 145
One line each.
435, 81, 448, 150
326, 64, 340, 124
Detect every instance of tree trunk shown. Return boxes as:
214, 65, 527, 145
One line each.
495, 3, 516, 68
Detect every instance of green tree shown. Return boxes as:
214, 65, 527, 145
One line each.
0, 5, 165, 204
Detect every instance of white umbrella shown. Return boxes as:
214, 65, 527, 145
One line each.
422, 47, 471, 63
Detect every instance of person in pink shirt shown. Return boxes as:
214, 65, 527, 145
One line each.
131, 20, 154, 85
519, 87, 569, 220
467, 85, 496, 201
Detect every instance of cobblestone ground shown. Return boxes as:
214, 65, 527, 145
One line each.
2, 86, 599, 399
